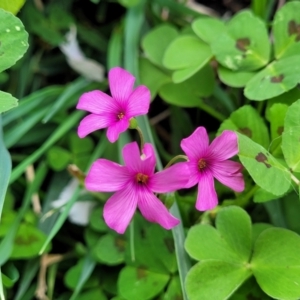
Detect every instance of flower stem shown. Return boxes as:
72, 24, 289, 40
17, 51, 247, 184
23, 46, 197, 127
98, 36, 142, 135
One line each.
291, 173, 300, 185
136, 126, 145, 152
164, 155, 188, 169
200, 103, 226, 122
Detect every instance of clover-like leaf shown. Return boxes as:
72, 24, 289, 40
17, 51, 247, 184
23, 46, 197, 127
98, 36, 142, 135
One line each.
0, 91, 18, 114
218, 105, 269, 148
142, 24, 178, 67
118, 266, 169, 300
0, 8, 29, 73
218, 66, 255, 88
185, 260, 252, 300
211, 10, 270, 71
251, 228, 300, 300
282, 99, 300, 172
192, 17, 226, 44
273, 1, 300, 59
245, 55, 300, 101
238, 133, 291, 196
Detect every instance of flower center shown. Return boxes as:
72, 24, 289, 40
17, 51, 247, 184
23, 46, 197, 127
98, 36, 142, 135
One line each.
198, 158, 207, 171
136, 173, 149, 184
117, 112, 125, 120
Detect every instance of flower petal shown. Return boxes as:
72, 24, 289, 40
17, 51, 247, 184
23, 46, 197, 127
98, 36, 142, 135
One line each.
211, 160, 245, 192
181, 127, 209, 161
138, 190, 179, 230
184, 161, 201, 188
126, 86, 150, 117
195, 172, 218, 211
78, 114, 112, 138
208, 130, 238, 161
106, 118, 129, 143
77, 90, 116, 114
108, 67, 135, 105
150, 162, 190, 193
122, 142, 156, 175
85, 159, 130, 192
103, 185, 138, 234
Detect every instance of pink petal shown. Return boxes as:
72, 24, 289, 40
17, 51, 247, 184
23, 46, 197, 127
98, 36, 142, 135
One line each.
77, 90, 117, 114
108, 67, 135, 105
126, 86, 150, 117
195, 172, 218, 211
106, 118, 129, 143
78, 114, 112, 138
150, 162, 190, 193
138, 190, 180, 230
211, 160, 245, 192
103, 185, 138, 234
184, 161, 201, 188
181, 127, 209, 161
85, 159, 130, 192
208, 130, 238, 161
122, 142, 156, 175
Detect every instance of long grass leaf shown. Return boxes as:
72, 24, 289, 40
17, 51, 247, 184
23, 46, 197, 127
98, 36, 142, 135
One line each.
0, 162, 48, 266
10, 110, 84, 183
2, 86, 64, 127
42, 77, 90, 123
0, 116, 11, 300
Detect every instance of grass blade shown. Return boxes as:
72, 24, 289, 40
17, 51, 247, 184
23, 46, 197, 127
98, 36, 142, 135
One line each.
10, 110, 84, 183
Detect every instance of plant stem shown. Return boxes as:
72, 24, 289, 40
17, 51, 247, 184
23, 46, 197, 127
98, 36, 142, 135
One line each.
164, 155, 188, 169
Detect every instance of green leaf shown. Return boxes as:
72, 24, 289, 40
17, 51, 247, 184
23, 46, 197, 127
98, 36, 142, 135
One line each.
64, 259, 98, 291
159, 64, 215, 107
211, 10, 270, 71
218, 66, 255, 88
118, 266, 169, 300
163, 276, 182, 300
1, 262, 19, 288
47, 146, 71, 171
10, 224, 48, 259
0, 91, 18, 113
268, 103, 288, 155
185, 224, 243, 263
237, 133, 291, 196
251, 223, 273, 247
139, 58, 171, 99
0, 8, 28, 72
76, 288, 107, 300
163, 35, 212, 80
253, 188, 278, 203
142, 24, 178, 67
251, 228, 300, 299
0, 0, 25, 14
216, 206, 252, 262
273, 1, 300, 59
185, 260, 252, 300
282, 99, 300, 172
185, 206, 252, 264
93, 234, 125, 265
89, 206, 108, 233
218, 105, 270, 148
245, 55, 300, 101
192, 17, 226, 44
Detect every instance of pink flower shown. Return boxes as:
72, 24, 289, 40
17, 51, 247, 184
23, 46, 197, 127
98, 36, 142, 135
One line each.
76, 67, 150, 142
180, 127, 244, 211
85, 142, 190, 234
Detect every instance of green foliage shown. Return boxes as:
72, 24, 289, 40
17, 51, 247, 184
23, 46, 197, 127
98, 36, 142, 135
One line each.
185, 206, 300, 300
0, 0, 26, 14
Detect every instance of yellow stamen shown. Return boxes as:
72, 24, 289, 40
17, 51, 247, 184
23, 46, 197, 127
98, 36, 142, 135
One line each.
136, 173, 149, 184
198, 158, 207, 171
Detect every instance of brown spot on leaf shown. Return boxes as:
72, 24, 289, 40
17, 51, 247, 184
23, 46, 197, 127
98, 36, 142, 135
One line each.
164, 237, 175, 253
15, 235, 39, 245
255, 152, 271, 168
236, 38, 250, 52
277, 126, 284, 135
137, 268, 147, 279
288, 20, 300, 42
114, 237, 125, 252
271, 74, 284, 83
238, 127, 252, 138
